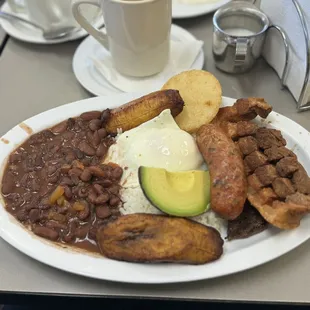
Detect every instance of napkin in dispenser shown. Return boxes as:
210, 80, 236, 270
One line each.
261, 0, 310, 108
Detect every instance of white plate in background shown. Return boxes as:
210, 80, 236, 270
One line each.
172, 0, 231, 19
0, 2, 104, 44
0, 94, 310, 284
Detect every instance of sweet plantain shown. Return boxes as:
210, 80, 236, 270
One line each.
105, 90, 184, 133
97, 214, 223, 264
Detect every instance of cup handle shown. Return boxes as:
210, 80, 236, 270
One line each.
267, 25, 290, 88
72, 0, 109, 50
234, 38, 248, 67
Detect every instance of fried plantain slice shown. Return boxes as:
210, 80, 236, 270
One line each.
97, 214, 223, 264
105, 90, 184, 134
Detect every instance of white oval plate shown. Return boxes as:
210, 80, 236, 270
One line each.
1, 93, 310, 284
0, 2, 104, 44
172, 0, 231, 19
73, 24, 204, 96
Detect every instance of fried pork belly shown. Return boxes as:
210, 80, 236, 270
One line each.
213, 98, 310, 231
213, 97, 272, 124
240, 127, 310, 229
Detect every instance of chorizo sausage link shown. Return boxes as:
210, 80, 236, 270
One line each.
197, 124, 247, 220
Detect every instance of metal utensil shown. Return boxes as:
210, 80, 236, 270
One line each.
0, 10, 77, 40
212, 1, 289, 79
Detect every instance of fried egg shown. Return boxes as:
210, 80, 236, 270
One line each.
105, 109, 204, 187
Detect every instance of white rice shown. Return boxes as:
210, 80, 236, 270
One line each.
119, 185, 226, 233
105, 127, 227, 234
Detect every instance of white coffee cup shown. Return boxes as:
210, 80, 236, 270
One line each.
72, 0, 172, 77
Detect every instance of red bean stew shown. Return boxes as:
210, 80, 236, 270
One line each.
1, 109, 124, 253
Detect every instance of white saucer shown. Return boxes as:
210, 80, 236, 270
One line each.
72, 24, 204, 96
172, 0, 231, 19
0, 2, 104, 44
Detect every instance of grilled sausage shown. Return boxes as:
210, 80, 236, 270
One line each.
196, 124, 247, 220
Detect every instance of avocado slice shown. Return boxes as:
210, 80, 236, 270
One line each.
138, 166, 210, 217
